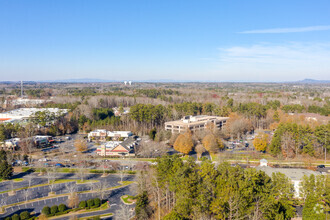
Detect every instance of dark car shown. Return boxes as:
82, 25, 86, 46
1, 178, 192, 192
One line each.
317, 165, 325, 168
55, 163, 65, 167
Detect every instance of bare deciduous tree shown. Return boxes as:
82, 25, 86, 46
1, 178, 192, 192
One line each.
46, 167, 57, 193
0, 197, 7, 213
23, 189, 31, 203
119, 165, 125, 183
26, 175, 33, 187
116, 204, 134, 220
95, 181, 108, 200
67, 192, 79, 209
66, 182, 77, 195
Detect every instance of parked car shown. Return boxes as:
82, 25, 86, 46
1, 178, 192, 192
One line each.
317, 164, 325, 168
55, 163, 65, 167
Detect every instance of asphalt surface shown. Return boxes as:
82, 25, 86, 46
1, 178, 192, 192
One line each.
0, 173, 135, 219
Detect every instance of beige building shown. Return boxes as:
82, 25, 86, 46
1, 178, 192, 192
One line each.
165, 115, 229, 133
96, 137, 137, 157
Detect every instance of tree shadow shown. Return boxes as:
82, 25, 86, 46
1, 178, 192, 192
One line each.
1, 208, 34, 219
11, 170, 33, 179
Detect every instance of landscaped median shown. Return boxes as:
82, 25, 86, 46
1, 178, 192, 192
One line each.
44, 198, 109, 219
3, 198, 110, 220
120, 195, 136, 204
0, 179, 99, 194
22, 167, 137, 175
0, 177, 25, 183
78, 213, 113, 220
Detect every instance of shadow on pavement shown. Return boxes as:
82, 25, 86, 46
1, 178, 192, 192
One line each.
1, 208, 34, 219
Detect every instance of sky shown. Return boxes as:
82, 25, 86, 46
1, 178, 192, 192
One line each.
0, 0, 330, 82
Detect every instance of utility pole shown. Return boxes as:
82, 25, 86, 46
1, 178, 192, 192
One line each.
21, 80, 23, 98
325, 132, 327, 165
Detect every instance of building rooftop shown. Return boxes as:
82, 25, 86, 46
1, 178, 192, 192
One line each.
165, 115, 229, 126
0, 108, 68, 120
255, 166, 320, 181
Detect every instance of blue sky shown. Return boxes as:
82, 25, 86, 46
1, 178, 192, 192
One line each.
0, 0, 330, 82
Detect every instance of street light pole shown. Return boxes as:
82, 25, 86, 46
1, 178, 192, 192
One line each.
325, 132, 327, 165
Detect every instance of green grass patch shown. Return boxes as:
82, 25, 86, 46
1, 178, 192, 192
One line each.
121, 181, 134, 185
21, 167, 33, 172
78, 213, 113, 220
53, 179, 75, 184
121, 195, 135, 204
76, 180, 99, 184
49, 202, 110, 219
12, 178, 24, 182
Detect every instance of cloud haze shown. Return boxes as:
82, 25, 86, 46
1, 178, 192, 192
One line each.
212, 42, 330, 81
239, 25, 330, 34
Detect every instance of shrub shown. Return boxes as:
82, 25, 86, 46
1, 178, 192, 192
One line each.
87, 199, 94, 208
93, 198, 101, 207
51, 205, 58, 215
20, 211, 30, 220
12, 214, 20, 220
58, 203, 67, 212
42, 206, 51, 216
5, 217, 12, 220
79, 201, 87, 209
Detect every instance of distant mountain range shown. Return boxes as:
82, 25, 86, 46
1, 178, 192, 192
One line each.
40, 78, 116, 83
294, 78, 330, 84
1, 78, 329, 84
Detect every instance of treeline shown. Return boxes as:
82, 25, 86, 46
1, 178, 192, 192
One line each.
45, 101, 81, 111
0, 123, 21, 141
78, 108, 121, 131
75, 100, 328, 137
268, 123, 330, 158
282, 104, 329, 116
136, 88, 179, 101
135, 155, 330, 220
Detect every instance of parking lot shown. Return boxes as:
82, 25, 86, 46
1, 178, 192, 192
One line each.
0, 173, 135, 219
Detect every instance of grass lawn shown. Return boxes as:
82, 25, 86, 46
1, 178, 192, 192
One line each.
119, 181, 134, 186
78, 213, 113, 220
12, 178, 24, 182
121, 195, 136, 204
76, 180, 99, 184
53, 179, 75, 184
49, 203, 110, 219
